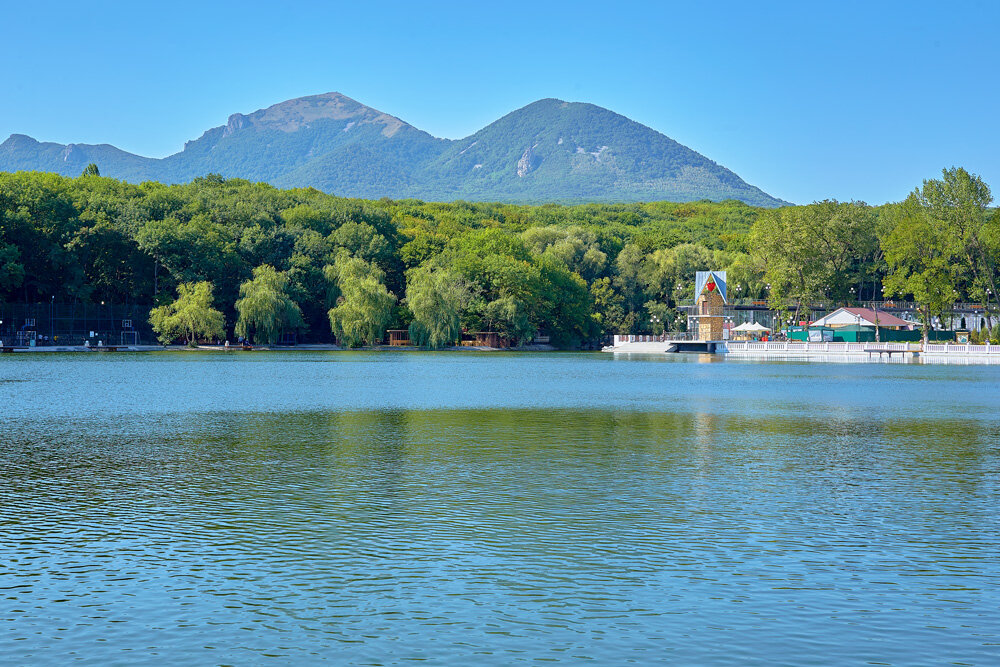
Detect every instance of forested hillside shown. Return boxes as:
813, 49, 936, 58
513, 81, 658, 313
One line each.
0, 93, 786, 206
0, 168, 996, 346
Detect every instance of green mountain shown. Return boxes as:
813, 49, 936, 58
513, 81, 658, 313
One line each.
0, 92, 786, 206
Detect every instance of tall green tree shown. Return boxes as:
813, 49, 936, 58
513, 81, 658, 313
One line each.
881, 197, 959, 342
751, 201, 879, 322
234, 265, 304, 345
441, 229, 545, 343
916, 167, 1000, 315
0, 243, 24, 292
326, 254, 396, 347
590, 277, 626, 334
536, 257, 596, 347
405, 267, 469, 349
751, 206, 822, 322
148, 281, 225, 345
613, 244, 646, 333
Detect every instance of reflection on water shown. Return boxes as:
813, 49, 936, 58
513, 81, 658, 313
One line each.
1, 352, 999, 664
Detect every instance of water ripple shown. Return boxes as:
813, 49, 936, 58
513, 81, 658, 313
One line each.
1, 354, 999, 664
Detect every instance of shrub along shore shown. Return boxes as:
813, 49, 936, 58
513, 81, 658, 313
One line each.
1, 166, 997, 347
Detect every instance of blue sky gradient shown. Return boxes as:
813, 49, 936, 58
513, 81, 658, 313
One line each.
2, 0, 996, 204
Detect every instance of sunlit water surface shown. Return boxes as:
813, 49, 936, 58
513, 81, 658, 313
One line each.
1, 352, 998, 665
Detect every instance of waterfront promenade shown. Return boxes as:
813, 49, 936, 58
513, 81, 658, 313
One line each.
607, 335, 1000, 361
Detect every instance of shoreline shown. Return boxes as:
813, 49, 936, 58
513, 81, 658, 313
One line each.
605, 338, 1000, 364
0, 343, 560, 354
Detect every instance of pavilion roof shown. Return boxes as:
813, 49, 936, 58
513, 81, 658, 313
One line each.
813, 307, 912, 328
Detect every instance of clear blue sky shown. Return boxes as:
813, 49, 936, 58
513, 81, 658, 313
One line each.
3, 0, 997, 205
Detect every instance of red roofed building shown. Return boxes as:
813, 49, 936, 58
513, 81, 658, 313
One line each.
811, 307, 915, 330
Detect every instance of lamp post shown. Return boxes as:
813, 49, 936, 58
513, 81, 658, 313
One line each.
50, 295, 54, 344
872, 301, 881, 343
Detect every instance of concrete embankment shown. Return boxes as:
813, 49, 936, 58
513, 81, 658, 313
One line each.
603, 338, 1000, 363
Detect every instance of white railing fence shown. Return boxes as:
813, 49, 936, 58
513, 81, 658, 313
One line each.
613, 332, 694, 345
610, 336, 1000, 356
725, 341, 998, 355
922, 343, 999, 355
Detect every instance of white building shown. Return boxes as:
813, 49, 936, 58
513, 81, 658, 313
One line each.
811, 307, 914, 330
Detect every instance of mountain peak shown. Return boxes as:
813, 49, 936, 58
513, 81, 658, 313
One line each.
223, 91, 409, 138
0, 93, 787, 206
2, 133, 40, 147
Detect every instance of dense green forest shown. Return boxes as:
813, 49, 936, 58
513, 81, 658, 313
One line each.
0, 167, 997, 346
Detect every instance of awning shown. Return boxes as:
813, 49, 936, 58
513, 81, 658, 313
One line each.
733, 321, 771, 332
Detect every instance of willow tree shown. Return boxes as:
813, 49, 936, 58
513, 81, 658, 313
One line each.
149, 281, 225, 345
406, 266, 469, 348
326, 254, 396, 347
234, 265, 304, 345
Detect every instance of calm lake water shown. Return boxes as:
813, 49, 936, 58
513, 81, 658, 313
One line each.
1, 351, 998, 665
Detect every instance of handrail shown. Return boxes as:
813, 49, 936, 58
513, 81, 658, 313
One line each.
726, 341, 997, 355
675, 298, 995, 312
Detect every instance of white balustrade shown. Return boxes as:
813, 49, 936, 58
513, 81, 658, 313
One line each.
648, 334, 999, 358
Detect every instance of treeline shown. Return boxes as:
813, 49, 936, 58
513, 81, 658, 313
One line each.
0, 167, 997, 346
752, 168, 1000, 339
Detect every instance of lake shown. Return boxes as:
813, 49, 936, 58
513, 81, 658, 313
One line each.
1, 351, 998, 665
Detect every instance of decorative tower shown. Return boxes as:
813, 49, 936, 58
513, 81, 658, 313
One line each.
693, 271, 727, 341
